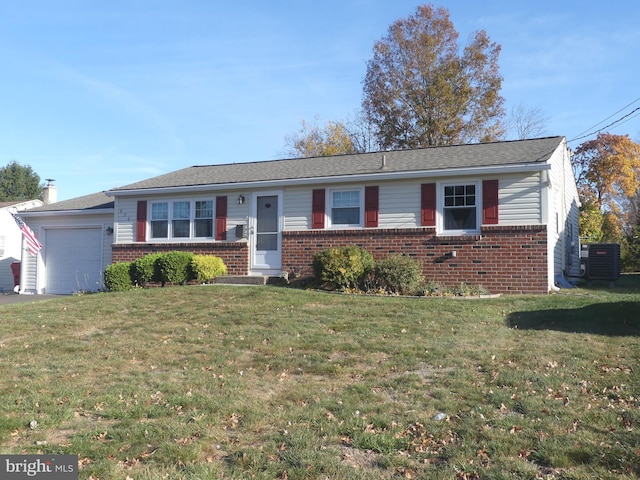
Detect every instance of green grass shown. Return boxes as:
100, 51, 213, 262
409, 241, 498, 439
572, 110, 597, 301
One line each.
0, 275, 638, 479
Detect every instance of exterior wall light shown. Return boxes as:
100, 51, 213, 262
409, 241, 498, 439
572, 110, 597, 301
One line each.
238, 195, 245, 205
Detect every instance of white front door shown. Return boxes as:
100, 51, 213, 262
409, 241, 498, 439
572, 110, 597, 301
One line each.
250, 192, 282, 273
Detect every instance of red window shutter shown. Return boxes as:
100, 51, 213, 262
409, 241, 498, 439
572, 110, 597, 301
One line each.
312, 189, 325, 229
421, 183, 436, 226
482, 179, 499, 225
364, 186, 379, 228
136, 200, 147, 242
216, 196, 227, 240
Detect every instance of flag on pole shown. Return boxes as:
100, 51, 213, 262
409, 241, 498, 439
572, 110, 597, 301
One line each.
11, 212, 43, 255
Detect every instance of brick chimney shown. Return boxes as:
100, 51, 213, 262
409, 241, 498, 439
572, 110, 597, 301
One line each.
43, 179, 58, 204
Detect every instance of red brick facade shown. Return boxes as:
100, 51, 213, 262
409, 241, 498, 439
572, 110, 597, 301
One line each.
110, 225, 549, 294
111, 242, 249, 276
281, 225, 549, 294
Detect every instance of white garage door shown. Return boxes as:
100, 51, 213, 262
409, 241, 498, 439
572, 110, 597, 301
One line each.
45, 228, 103, 294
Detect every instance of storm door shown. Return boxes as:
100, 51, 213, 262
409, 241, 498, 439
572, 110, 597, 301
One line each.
251, 192, 282, 272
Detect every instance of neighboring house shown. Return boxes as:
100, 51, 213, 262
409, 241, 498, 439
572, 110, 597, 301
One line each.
0, 200, 43, 292
18, 192, 114, 294
18, 136, 580, 295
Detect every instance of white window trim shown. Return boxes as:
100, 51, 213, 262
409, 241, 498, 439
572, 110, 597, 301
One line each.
437, 180, 481, 235
326, 187, 364, 228
149, 199, 215, 241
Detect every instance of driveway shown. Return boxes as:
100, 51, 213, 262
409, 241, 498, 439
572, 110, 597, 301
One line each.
0, 293, 65, 306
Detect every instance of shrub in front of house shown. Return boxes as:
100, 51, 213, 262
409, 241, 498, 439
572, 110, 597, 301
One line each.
104, 262, 133, 291
191, 255, 227, 283
156, 251, 195, 285
374, 254, 425, 295
312, 245, 375, 291
131, 253, 163, 286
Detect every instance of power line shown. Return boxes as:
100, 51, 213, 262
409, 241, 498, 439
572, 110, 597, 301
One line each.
571, 96, 640, 139
568, 105, 640, 143
612, 109, 640, 130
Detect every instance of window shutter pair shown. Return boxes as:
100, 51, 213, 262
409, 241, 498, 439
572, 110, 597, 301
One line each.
420, 180, 499, 227
135, 197, 228, 241
312, 187, 379, 229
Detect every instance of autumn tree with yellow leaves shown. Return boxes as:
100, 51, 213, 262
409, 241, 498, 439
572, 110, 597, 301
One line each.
362, 4, 505, 149
572, 133, 640, 266
283, 118, 358, 158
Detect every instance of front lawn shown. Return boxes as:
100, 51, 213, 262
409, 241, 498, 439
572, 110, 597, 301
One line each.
0, 277, 638, 479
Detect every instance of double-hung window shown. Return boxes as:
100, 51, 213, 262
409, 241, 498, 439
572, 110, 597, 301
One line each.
194, 201, 213, 238
172, 201, 191, 238
442, 183, 479, 233
151, 203, 169, 238
150, 200, 214, 240
330, 189, 361, 227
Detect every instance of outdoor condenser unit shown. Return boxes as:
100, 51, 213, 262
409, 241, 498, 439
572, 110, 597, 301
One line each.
586, 243, 620, 283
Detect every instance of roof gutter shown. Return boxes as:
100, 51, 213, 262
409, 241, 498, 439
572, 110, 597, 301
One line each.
107, 162, 552, 197
19, 208, 115, 218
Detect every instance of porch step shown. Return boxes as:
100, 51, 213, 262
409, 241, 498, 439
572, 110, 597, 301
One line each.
215, 275, 272, 285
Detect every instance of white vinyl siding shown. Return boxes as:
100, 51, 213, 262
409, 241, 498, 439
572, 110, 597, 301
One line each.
282, 187, 309, 231
378, 182, 420, 228
226, 197, 249, 241
547, 142, 581, 280
285, 177, 546, 233
549, 148, 563, 283
116, 173, 551, 241
498, 174, 543, 225
283, 183, 421, 231
115, 193, 251, 243
114, 197, 138, 243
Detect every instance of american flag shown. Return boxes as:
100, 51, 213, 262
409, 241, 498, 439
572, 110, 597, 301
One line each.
11, 212, 43, 255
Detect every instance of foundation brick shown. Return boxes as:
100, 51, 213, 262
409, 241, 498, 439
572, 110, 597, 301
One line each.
112, 242, 249, 276
282, 226, 548, 294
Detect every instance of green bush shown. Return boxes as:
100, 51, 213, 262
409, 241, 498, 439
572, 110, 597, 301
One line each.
191, 255, 227, 283
312, 245, 374, 290
131, 253, 163, 286
374, 254, 424, 295
104, 262, 133, 292
156, 251, 195, 285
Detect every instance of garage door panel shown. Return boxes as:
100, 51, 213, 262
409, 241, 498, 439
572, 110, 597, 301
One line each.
45, 228, 103, 294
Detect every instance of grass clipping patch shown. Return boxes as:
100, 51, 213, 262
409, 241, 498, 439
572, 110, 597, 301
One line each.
0, 279, 639, 479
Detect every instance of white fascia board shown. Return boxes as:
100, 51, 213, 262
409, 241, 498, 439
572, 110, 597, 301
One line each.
107, 163, 552, 197
19, 208, 115, 218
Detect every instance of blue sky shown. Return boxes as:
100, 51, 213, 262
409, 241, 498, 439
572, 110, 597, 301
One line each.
1, 1, 639, 201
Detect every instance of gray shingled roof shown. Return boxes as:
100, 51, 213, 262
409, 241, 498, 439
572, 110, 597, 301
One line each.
22, 192, 114, 214
111, 136, 564, 193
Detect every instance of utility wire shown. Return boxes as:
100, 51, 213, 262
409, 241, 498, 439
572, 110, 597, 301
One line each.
568, 105, 640, 143
570, 96, 640, 140
612, 109, 640, 130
